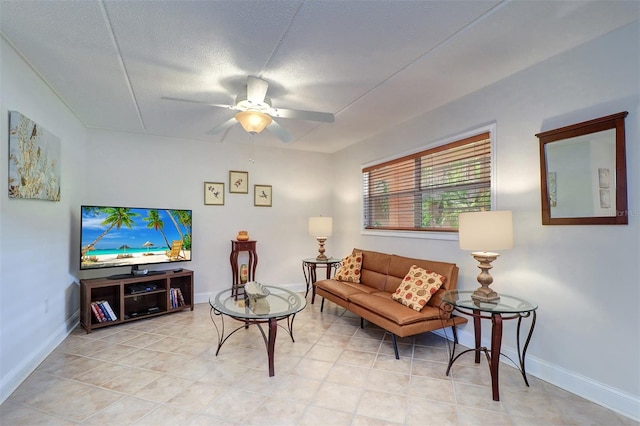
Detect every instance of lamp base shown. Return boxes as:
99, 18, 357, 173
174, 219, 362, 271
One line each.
471, 286, 500, 302
470, 251, 501, 303
316, 237, 328, 261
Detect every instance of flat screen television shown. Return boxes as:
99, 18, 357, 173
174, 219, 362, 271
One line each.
80, 205, 192, 278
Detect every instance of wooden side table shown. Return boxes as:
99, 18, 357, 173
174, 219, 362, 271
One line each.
302, 257, 341, 303
230, 240, 257, 298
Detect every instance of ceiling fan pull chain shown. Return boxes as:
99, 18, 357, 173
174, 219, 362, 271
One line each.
249, 133, 256, 164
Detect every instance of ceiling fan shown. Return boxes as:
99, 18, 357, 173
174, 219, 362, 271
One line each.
162, 76, 335, 143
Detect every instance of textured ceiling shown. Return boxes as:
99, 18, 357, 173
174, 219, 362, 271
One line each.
1, 0, 638, 153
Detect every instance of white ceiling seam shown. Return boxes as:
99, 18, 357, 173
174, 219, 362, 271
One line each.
100, 0, 146, 132
258, 0, 305, 77
333, 0, 509, 121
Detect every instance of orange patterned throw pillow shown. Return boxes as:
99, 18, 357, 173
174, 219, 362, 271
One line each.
391, 265, 446, 312
334, 252, 363, 283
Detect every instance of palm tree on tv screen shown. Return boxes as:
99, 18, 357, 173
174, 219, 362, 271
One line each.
81, 207, 139, 257
143, 209, 170, 249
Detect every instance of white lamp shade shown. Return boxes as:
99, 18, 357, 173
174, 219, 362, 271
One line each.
308, 217, 333, 237
235, 111, 272, 133
458, 210, 513, 252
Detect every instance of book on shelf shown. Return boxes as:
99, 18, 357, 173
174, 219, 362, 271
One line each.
101, 300, 118, 321
170, 288, 185, 308
92, 300, 117, 322
177, 288, 185, 306
97, 302, 112, 321
90, 302, 105, 323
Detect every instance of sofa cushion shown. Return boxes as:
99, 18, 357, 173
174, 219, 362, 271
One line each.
315, 279, 376, 302
391, 265, 446, 312
334, 252, 363, 283
348, 292, 442, 325
387, 254, 458, 307
354, 248, 391, 291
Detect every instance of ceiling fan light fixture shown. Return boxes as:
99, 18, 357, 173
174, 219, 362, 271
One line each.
235, 110, 272, 134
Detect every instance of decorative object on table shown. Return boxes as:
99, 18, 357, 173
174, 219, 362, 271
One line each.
240, 264, 248, 284
254, 184, 272, 207
458, 210, 513, 302
236, 230, 250, 241
244, 281, 270, 299
8, 111, 61, 201
244, 281, 271, 315
204, 182, 225, 205
229, 170, 249, 193
308, 216, 333, 260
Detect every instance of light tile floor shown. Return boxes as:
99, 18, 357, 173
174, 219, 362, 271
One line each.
1, 298, 637, 425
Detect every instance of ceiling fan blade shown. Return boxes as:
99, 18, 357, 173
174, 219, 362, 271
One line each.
267, 120, 293, 143
206, 116, 238, 135
161, 96, 236, 110
246, 76, 269, 104
269, 107, 335, 123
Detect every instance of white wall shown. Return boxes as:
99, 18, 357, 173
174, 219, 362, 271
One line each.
79, 130, 334, 299
0, 37, 87, 401
332, 22, 639, 420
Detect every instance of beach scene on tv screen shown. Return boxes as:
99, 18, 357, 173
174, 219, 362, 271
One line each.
81, 207, 192, 269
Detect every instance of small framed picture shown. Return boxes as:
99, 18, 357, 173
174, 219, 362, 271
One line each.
229, 170, 249, 193
254, 185, 272, 207
204, 182, 224, 205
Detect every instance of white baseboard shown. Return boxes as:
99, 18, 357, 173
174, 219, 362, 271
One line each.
0, 310, 79, 404
433, 327, 640, 422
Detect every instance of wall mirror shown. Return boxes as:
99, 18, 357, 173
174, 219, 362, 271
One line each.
537, 111, 628, 225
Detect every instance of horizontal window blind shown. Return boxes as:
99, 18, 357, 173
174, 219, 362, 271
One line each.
363, 132, 491, 232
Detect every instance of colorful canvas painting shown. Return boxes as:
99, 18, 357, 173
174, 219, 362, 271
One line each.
8, 111, 61, 201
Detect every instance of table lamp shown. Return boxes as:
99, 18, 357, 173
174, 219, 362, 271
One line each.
308, 216, 333, 261
458, 210, 513, 302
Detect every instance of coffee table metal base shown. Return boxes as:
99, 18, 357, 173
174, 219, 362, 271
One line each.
209, 308, 297, 376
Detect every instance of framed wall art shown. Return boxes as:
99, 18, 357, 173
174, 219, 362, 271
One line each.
204, 182, 224, 205
8, 111, 61, 201
229, 170, 248, 193
254, 184, 272, 207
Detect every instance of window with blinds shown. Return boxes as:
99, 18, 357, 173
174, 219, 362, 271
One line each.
362, 132, 492, 232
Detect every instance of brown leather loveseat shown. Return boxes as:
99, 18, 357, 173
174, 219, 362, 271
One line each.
314, 248, 467, 358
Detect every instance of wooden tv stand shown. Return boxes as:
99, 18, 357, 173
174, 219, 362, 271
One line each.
80, 269, 194, 333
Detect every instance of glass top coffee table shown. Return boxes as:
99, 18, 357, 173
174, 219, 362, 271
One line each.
209, 285, 306, 376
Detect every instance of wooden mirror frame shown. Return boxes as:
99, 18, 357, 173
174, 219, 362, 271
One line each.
536, 111, 628, 225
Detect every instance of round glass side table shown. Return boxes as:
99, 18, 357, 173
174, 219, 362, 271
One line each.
301, 257, 341, 303
441, 290, 538, 401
